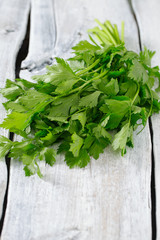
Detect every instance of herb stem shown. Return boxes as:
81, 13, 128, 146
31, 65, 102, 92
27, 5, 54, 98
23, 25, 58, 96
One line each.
121, 21, 125, 43
76, 59, 100, 76
146, 84, 153, 117
131, 82, 140, 105
95, 19, 116, 45
70, 69, 108, 95
81, 64, 106, 76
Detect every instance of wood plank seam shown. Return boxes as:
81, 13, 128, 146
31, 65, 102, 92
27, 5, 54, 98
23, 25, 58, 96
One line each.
149, 118, 157, 240
0, 155, 10, 235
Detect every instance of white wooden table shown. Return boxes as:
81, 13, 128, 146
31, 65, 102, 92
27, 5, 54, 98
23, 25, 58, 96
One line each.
0, 0, 159, 239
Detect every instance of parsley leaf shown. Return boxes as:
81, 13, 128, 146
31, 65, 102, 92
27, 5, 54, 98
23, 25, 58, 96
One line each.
0, 112, 32, 131
101, 97, 131, 129
69, 133, 84, 157
128, 59, 149, 84
112, 122, 130, 155
65, 149, 90, 168
79, 91, 101, 108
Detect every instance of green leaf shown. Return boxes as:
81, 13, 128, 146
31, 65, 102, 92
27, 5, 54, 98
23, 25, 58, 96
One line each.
107, 49, 124, 68
35, 162, 43, 178
22, 154, 35, 165
79, 91, 101, 108
69, 133, 84, 157
24, 165, 35, 177
39, 148, 56, 166
83, 135, 95, 149
3, 101, 28, 112
33, 58, 78, 86
0, 135, 13, 159
120, 51, 138, 62
128, 59, 149, 84
15, 78, 36, 89
0, 135, 12, 143
18, 89, 52, 110
55, 79, 79, 94
131, 106, 148, 127
57, 142, 70, 154
72, 40, 100, 52
103, 78, 119, 96
126, 126, 134, 148
112, 122, 130, 155
101, 97, 131, 129
47, 93, 79, 122
40, 131, 57, 144
21, 154, 43, 177
0, 112, 32, 131
34, 119, 49, 130
69, 60, 85, 72
93, 124, 112, 141
65, 149, 90, 168
89, 137, 109, 159
100, 115, 110, 127
139, 46, 155, 66
0, 79, 24, 100
23, 162, 36, 177
69, 120, 81, 134
71, 111, 86, 129
9, 141, 36, 159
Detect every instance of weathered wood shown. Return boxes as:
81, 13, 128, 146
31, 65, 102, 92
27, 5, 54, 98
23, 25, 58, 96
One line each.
0, 0, 30, 219
1, 0, 152, 239
132, 0, 160, 238
21, 0, 56, 71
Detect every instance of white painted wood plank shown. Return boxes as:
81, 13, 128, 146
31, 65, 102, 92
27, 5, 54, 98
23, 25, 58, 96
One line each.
0, 0, 30, 219
22, 0, 56, 71
132, 0, 160, 238
2, 0, 151, 239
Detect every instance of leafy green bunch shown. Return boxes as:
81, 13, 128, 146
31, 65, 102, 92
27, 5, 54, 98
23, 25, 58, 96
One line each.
0, 19, 160, 177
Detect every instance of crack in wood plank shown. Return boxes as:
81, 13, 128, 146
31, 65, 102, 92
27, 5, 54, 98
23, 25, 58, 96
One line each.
149, 118, 157, 240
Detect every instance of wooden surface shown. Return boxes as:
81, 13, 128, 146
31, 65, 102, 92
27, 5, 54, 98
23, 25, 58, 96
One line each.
0, 0, 159, 239
22, 0, 56, 71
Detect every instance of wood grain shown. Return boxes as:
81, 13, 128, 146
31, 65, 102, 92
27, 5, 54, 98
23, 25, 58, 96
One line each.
0, 0, 30, 219
132, 0, 160, 238
22, 0, 56, 71
1, 0, 152, 239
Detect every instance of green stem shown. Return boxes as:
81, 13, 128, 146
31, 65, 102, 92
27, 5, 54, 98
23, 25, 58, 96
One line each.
114, 24, 120, 44
76, 59, 100, 76
74, 70, 108, 94
95, 19, 117, 45
89, 34, 100, 47
121, 21, 125, 43
52, 70, 108, 102
104, 20, 114, 34
81, 64, 105, 76
146, 84, 153, 117
131, 82, 140, 105
136, 84, 152, 135
89, 30, 112, 45
127, 82, 139, 132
